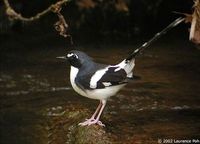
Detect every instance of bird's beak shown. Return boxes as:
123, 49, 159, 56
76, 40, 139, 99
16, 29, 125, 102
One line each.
56, 56, 67, 60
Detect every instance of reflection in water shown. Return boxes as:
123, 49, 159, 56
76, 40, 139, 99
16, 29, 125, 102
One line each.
0, 40, 200, 143
0, 73, 71, 96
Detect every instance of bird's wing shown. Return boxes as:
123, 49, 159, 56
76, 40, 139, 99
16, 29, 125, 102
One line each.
95, 66, 128, 88
75, 66, 128, 90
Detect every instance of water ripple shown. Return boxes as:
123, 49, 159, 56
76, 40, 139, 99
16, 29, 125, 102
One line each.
0, 73, 71, 96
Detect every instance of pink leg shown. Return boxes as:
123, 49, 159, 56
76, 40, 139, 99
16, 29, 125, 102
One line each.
78, 100, 107, 127
88, 100, 106, 126
90, 101, 102, 119
78, 101, 102, 126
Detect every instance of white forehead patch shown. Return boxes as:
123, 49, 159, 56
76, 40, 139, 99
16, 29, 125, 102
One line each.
67, 53, 78, 59
67, 53, 73, 57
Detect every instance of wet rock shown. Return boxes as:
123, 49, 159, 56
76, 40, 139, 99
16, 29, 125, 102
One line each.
45, 104, 112, 144
68, 125, 110, 144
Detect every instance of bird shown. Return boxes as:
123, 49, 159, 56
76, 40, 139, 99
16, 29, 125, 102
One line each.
57, 49, 138, 127
57, 17, 184, 127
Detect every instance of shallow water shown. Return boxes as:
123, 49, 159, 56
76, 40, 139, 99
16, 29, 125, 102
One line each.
0, 37, 200, 143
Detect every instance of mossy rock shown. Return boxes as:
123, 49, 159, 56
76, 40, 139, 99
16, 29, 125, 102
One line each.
44, 104, 112, 144
68, 125, 111, 144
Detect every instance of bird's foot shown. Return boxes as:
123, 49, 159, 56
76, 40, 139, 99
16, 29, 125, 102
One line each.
78, 118, 105, 127
78, 118, 95, 126
96, 120, 105, 127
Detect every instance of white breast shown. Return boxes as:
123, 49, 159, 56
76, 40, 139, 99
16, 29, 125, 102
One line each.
70, 66, 87, 97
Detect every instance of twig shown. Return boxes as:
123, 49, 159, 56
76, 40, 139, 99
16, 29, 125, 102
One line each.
3, 0, 74, 45
54, 8, 74, 45
3, 0, 70, 22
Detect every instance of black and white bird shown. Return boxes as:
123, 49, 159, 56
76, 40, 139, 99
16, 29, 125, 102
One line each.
57, 17, 184, 127
58, 49, 137, 126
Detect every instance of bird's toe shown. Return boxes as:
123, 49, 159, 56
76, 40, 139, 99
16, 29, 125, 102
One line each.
97, 121, 105, 127
88, 120, 105, 127
78, 119, 105, 127
78, 118, 95, 126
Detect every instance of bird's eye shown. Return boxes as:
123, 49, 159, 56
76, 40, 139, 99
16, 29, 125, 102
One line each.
73, 54, 78, 59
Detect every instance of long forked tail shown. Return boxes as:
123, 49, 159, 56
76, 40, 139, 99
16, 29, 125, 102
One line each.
126, 17, 185, 62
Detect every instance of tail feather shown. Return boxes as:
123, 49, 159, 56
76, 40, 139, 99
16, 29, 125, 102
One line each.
126, 17, 185, 62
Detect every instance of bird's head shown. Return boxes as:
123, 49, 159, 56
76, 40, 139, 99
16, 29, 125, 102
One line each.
57, 50, 93, 68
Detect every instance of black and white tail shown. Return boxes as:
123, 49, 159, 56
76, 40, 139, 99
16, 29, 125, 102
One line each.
125, 17, 185, 62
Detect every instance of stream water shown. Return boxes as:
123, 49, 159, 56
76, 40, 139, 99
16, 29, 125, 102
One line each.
0, 35, 200, 143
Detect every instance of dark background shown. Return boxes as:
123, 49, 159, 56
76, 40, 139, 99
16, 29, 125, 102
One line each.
0, 0, 194, 46
1, 1, 200, 144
